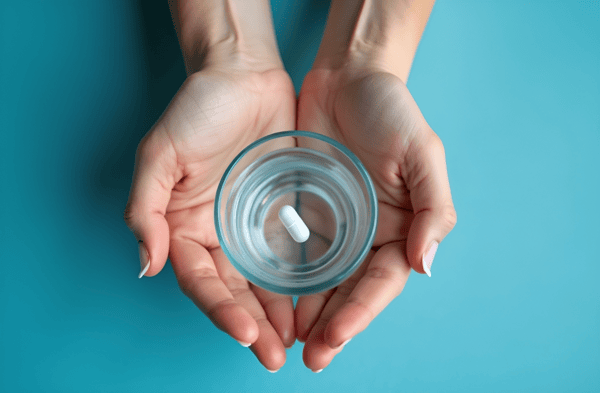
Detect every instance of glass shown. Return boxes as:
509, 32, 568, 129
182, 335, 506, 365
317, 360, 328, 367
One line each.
215, 131, 378, 295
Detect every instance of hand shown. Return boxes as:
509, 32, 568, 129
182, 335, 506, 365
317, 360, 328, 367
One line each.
124, 64, 297, 371
295, 66, 457, 371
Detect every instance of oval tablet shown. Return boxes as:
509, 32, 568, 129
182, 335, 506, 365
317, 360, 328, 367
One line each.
278, 205, 310, 243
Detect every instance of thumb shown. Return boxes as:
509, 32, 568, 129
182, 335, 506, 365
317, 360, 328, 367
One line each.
405, 131, 457, 277
124, 126, 179, 278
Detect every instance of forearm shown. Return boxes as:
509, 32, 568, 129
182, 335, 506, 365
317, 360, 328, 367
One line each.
168, 0, 282, 74
314, 0, 435, 82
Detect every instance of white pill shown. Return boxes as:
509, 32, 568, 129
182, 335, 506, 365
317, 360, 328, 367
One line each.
278, 205, 310, 243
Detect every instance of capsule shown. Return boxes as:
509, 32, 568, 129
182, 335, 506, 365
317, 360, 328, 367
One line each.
278, 205, 310, 243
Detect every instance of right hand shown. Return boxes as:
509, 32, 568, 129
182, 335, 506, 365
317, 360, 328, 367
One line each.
123, 64, 297, 372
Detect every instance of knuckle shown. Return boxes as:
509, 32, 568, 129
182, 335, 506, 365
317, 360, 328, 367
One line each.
169, 225, 188, 243
364, 265, 405, 287
228, 285, 252, 300
176, 275, 194, 299
123, 202, 140, 227
177, 279, 193, 300
176, 267, 217, 299
206, 299, 238, 322
427, 133, 445, 156
222, 273, 250, 293
442, 204, 458, 230
123, 203, 134, 224
346, 299, 375, 321
135, 133, 153, 158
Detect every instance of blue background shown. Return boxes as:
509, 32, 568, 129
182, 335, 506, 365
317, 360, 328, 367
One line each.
1, 0, 599, 391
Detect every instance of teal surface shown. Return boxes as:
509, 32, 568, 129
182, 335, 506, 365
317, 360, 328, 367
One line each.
1, 1, 599, 391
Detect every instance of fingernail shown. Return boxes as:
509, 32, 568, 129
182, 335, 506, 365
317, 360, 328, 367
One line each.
267, 369, 279, 373
334, 338, 351, 350
287, 330, 297, 345
422, 241, 438, 277
237, 340, 252, 347
313, 369, 323, 373
138, 241, 150, 278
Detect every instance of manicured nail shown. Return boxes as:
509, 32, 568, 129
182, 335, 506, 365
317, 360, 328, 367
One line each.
313, 369, 323, 373
422, 241, 438, 277
334, 338, 351, 350
280, 329, 292, 348
138, 241, 150, 278
237, 340, 252, 347
267, 369, 279, 373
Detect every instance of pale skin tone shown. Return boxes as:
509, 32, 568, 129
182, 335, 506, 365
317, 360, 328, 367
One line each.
124, 0, 456, 372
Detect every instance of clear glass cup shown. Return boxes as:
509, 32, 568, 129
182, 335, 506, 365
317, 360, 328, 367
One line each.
215, 131, 378, 295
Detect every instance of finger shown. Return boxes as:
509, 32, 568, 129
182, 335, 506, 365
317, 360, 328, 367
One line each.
324, 242, 410, 349
294, 288, 335, 343
295, 192, 382, 343
251, 285, 296, 348
170, 236, 259, 346
405, 132, 457, 276
373, 202, 414, 246
302, 317, 345, 373
302, 251, 373, 371
123, 126, 181, 277
211, 248, 287, 372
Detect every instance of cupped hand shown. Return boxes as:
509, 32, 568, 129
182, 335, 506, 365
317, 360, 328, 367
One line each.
295, 67, 457, 371
124, 65, 297, 371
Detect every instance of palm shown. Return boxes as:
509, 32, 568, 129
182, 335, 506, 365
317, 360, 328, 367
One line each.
163, 68, 295, 246
295, 68, 429, 369
153, 67, 297, 370
298, 68, 428, 209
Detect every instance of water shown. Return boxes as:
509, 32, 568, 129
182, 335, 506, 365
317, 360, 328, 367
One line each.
223, 147, 372, 295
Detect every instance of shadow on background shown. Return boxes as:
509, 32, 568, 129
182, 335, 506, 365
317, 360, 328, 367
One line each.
77, 1, 188, 316
89, 0, 184, 219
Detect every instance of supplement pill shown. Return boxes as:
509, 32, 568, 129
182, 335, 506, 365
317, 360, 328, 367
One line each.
278, 205, 310, 243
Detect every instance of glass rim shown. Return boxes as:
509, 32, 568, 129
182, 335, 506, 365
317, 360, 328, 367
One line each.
214, 130, 379, 295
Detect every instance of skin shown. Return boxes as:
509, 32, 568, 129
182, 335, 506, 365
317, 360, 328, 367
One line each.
124, 0, 297, 371
296, 66, 456, 370
295, 0, 457, 371
124, 0, 456, 373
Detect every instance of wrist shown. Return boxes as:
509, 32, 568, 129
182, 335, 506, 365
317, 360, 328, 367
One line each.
313, 43, 410, 82
185, 39, 283, 75
170, 0, 283, 74
312, 0, 435, 83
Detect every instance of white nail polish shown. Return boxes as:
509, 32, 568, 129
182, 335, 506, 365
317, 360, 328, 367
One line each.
313, 369, 323, 373
267, 369, 279, 373
237, 340, 251, 347
138, 242, 150, 279
336, 338, 351, 349
422, 241, 438, 277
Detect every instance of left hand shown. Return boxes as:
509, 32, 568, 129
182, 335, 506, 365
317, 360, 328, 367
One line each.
295, 65, 457, 371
